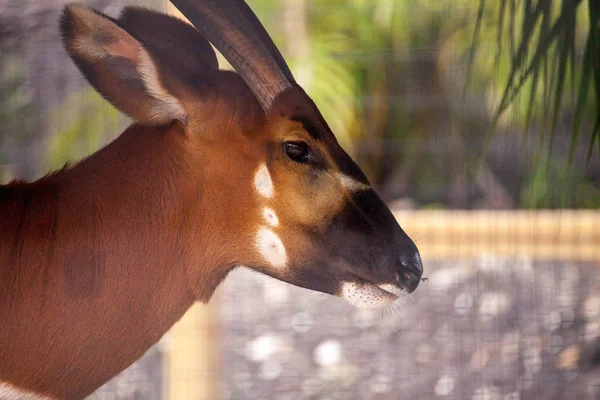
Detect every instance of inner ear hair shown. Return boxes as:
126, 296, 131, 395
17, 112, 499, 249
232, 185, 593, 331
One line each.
61, 4, 187, 125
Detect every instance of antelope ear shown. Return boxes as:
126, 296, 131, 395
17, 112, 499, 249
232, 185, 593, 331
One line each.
60, 4, 186, 125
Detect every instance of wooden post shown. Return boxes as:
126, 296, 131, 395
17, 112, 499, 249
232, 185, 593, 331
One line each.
163, 302, 219, 400
160, 6, 219, 400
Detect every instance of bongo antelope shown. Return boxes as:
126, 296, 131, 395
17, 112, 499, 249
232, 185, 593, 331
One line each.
0, 0, 422, 397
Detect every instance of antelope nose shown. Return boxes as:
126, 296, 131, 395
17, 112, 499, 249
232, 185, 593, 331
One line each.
397, 249, 423, 293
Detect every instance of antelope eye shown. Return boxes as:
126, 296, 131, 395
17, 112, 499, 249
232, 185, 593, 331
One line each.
284, 141, 311, 164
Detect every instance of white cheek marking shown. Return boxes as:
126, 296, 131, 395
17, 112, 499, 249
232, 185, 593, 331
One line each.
0, 382, 53, 399
340, 282, 397, 309
256, 227, 287, 268
254, 164, 274, 198
335, 173, 370, 192
263, 207, 279, 227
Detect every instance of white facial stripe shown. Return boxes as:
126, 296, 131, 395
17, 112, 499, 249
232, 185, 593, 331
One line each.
256, 227, 287, 268
340, 282, 397, 309
335, 173, 370, 192
263, 207, 279, 227
254, 164, 274, 198
0, 382, 53, 399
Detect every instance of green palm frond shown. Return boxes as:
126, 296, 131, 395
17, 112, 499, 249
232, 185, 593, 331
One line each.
470, 0, 599, 163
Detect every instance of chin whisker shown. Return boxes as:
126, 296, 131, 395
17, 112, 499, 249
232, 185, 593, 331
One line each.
306, 292, 328, 311
377, 308, 387, 328
341, 304, 353, 317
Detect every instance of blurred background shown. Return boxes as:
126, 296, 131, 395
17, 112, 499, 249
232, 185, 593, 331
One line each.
1, 0, 599, 399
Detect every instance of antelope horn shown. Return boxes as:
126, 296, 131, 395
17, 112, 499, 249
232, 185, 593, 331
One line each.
170, 0, 296, 111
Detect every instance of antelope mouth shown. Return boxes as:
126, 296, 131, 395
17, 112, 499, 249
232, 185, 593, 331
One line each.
339, 274, 407, 309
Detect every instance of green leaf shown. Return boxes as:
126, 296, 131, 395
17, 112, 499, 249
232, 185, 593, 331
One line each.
570, 33, 593, 163
463, 0, 486, 99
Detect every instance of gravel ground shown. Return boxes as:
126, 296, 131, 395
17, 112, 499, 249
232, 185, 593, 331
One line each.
89, 256, 600, 399
219, 257, 600, 400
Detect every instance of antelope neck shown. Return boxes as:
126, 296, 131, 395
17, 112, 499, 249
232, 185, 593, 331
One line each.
0, 124, 226, 398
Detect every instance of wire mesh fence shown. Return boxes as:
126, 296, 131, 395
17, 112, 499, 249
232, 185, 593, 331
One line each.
155, 211, 600, 400
218, 256, 600, 400
76, 210, 600, 399
0, 0, 599, 399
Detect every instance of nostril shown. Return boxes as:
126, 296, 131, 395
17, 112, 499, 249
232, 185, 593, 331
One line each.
400, 270, 418, 283
396, 250, 423, 294
399, 251, 423, 274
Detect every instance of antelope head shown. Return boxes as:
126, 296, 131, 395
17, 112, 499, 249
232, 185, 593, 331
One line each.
61, 0, 423, 310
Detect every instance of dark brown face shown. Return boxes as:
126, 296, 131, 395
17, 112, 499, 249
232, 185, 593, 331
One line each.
244, 86, 423, 309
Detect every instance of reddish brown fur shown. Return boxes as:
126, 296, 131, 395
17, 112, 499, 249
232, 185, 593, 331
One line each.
0, 6, 271, 393
2, 127, 193, 397
0, 3, 423, 397
0, 70, 276, 398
